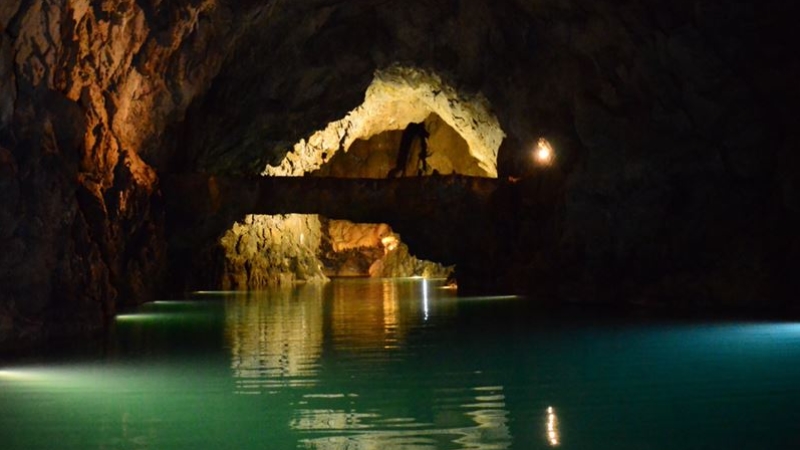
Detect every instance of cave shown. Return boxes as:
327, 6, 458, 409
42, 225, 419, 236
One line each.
1, 1, 799, 447
214, 66, 504, 289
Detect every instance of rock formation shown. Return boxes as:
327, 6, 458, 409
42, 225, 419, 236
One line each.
318, 219, 451, 279
1, 0, 798, 347
220, 214, 327, 289
0, 0, 271, 345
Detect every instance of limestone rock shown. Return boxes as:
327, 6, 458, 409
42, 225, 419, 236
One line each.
373, 242, 453, 279
258, 65, 503, 178
317, 219, 451, 279
0, 32, 15, 132
0, 1, 22, 31
220, 214, 328, 289
1, 0, 798, 349
0, 0, 271, 343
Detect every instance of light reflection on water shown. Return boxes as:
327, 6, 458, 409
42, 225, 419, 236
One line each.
2, 279, 800, 449
546, 406, 559, 447
290, 384, 511, 450
222, 280, 510, 448
225, 287, 324, 391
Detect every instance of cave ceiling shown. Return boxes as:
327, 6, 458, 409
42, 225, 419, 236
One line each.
168, 0, 797, 181
175, 0, 533, 175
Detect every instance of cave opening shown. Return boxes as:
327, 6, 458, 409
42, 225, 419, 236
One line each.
312, 113, 490, 179
216, 66, 504, 289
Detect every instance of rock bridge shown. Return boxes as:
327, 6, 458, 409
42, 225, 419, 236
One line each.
166, 174, 493, 256
164, 173, 559, 281
163, 170, 568, 296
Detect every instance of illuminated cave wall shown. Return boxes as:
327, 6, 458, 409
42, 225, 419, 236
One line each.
263, 65, 503, 178
0, 0, 273, 343
218, 212, 451, 286
219, 67, 499, 286
320, 219, 452, 279
311, 115, 473, 279
320, 220, 392, 277
314, 113, 487, 178
219, 214, 327, 289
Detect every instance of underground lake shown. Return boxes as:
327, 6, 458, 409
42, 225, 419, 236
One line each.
2, 278, 799, 450
2, 2, 798, 449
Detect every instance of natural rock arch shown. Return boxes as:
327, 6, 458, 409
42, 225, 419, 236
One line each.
218, 66, 506, 288
264, 65, 504, 178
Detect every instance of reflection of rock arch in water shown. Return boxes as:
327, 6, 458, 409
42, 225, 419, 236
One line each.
293, 384, 512, 450
223, 279, 509, 448
225, 285, 324, 393
329, 280, 432, 352
330, 280, 402, 351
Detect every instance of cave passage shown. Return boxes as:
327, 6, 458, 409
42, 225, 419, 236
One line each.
166, 175, 501, 257
168, 175, 499, 220
165, 173, 510, 290
207, 67, 506, 290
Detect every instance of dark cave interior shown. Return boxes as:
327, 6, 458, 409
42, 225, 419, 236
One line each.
1, 0, 799, 347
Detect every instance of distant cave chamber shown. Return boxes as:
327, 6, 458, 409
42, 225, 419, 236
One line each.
219, 214, 452, 289
313, 113, 489, 179
220, 113, 488, 289
209, 67, 503, 289
218, 116, 477, 288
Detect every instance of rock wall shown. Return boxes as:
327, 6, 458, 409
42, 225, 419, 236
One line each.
314, 114, 485, 178
220, 214, 327, 289
319, 219, 451, 279
259, 65, 503, 178
220, 103, 481, 289
0, 0, 274, 345
218, 214, 450, 286
313, 131, 403, 179
372, 242, 453, 279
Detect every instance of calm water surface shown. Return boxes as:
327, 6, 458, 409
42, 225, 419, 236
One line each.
2, 279, 799, 449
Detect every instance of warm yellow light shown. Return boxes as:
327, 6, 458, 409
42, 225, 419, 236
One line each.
0, 369, 42, 381
537, 147, 550, 161
546, 406, 560, 446
381, 235, 399, 252
115, 313, 167, 322
534, 138, 554, 166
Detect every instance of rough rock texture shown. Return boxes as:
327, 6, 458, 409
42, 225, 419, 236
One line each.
314, 131, 403, 179
2, 0, 799, 347
0, 0, 274, 346
325, 220, 392, 253
373, 242, 453, 279
220, 214, 327, 289
314, 114, 485, 178
218, 64, 503, 178
218, 214, 448, 285
319, 219, 450, 279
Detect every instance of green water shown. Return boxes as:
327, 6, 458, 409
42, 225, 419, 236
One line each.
2, 279, 799, 449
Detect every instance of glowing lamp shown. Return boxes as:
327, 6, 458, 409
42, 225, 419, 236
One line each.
534, 138, 554, 166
